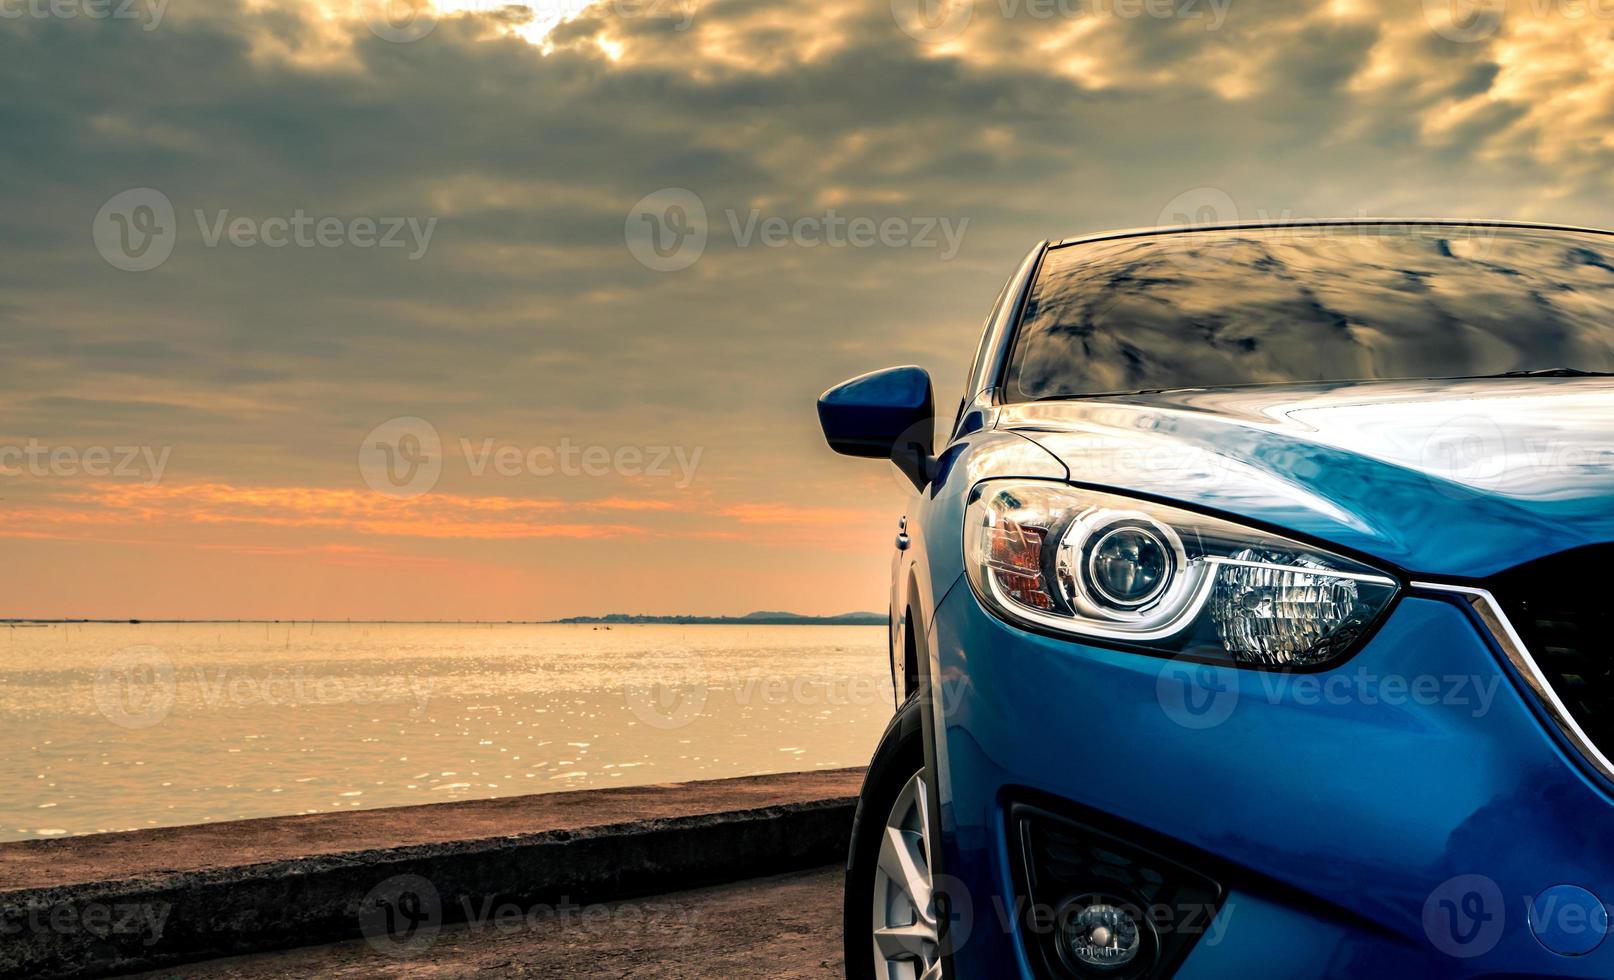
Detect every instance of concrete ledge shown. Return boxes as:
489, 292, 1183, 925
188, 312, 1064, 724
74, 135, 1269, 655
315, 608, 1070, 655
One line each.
0, 768, 866, 979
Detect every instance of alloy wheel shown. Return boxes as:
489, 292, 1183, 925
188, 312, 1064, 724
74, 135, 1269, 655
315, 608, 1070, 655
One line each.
870, 770, 940, 980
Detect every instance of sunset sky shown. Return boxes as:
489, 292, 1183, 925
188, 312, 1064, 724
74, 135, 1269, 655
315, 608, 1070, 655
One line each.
3, 0, 1613, 619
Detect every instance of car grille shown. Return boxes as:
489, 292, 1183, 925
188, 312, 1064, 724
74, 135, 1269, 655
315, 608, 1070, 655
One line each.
1490, 545, 1614, 766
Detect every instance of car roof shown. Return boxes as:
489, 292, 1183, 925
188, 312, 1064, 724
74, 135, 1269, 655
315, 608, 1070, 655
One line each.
1051, 217, 1614, 250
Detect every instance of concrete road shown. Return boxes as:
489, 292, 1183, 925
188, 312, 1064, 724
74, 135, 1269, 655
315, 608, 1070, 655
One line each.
126, 866, 845, 979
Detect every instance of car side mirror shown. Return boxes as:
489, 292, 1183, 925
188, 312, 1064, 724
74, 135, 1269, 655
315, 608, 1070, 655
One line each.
817, 365, 936, 490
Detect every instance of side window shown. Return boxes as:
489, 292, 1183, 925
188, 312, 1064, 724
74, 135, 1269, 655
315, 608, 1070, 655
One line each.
964, 279, 1013, 404
953, 245, 1044, 434
951, 280, 1012, 436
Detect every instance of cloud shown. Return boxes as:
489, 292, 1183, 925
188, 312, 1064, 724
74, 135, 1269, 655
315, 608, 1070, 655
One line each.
3, 0, 1613, 615
0, 481, 682, 539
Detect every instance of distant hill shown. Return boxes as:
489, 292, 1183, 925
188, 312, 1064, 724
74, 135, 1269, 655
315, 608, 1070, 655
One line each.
552, 611, 886, 626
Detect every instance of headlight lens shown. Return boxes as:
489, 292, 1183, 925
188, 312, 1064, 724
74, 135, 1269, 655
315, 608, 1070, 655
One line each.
1087, 524, 1173, 609
964, 480, 1398, 667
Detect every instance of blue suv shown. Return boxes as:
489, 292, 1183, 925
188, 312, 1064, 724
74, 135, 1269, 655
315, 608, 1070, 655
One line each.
821, 220, 1614, 979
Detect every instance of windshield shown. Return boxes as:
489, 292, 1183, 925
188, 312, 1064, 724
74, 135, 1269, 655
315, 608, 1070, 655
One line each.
1002, 225, 1614, 400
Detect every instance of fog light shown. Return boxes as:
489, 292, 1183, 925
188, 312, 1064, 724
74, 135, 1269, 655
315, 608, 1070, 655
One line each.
1057, 899, 1142, 971
1014, 805, 1218, 980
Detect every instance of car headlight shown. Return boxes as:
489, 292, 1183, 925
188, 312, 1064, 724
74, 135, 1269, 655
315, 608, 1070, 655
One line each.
964, 480, 1398, 667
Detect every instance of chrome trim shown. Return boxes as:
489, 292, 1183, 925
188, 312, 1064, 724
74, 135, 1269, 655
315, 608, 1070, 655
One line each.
981, 550, 1218, 643
966, 240, 1046, 413
966, 479, 1403, 646
1053, 217, 1614, 250
1414, 580, 1614, 787
1056, 509, 1189, 620
1211, 557, 1398, 586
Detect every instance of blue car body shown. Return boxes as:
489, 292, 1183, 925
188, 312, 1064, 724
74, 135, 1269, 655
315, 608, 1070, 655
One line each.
830, 221, 1614, 978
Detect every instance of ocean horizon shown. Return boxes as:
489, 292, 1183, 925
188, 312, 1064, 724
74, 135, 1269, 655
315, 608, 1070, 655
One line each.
0, 622, 891, 842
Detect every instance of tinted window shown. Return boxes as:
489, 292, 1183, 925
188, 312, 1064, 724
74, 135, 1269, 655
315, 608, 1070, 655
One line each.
1003, 225, 1614, 399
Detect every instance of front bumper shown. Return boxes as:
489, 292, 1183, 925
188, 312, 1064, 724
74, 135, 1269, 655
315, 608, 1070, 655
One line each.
926, 576, 1614, 978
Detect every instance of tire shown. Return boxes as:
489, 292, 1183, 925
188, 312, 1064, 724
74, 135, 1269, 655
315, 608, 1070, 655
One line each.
844, 692, 939, 980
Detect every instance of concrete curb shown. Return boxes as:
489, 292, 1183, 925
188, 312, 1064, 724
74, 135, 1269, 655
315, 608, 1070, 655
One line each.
0, 769, 865, 979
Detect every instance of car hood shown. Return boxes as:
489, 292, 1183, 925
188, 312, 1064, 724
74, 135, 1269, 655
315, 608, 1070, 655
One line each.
997, 377, 1614, 579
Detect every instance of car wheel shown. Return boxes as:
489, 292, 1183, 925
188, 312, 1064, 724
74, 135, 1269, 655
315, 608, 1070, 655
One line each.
845, 693, 940, 980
